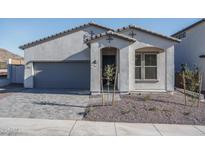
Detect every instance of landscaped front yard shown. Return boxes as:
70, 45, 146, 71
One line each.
0, 86, 205, 125
84, 92, 205, 125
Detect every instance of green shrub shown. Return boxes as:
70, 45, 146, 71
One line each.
120, 107, 130, 114
0, 62, 7, 69
147, 107, 158, 112
143, 95, 151, 102
177, 64, 200, 93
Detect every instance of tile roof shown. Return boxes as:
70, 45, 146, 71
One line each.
172, 19, 205, 37
19, 22, 113, 50
116, 25, 180, 42
85, 30, 136, 43
19, 22, 181, 50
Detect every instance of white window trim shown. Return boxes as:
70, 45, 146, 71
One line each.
135, 52, 158, 82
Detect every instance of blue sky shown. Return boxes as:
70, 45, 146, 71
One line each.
0, 18, 201, 56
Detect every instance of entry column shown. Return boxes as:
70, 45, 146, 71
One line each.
119, 46, 130, 93
90, 43, 101, 94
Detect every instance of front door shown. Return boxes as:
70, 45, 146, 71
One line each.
102, 55, 116, 90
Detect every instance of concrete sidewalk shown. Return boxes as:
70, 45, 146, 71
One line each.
0, 117, 205, 136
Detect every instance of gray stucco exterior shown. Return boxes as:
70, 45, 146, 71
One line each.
21, 22, 178, 94
118, 29, 176, 92
173, 20, 205, 90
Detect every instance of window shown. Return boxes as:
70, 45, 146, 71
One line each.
175, 32, 186, 39
135, 53, 157, 80
135, 54, 141, 79
145, 54, 157, 79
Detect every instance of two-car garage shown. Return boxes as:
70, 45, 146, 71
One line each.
33, 62, 90, 90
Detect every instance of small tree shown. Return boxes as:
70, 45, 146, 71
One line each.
112, 67, 118, 106
103, 64, 115, 93
197, 73, 203, 107
103, 65, 115, 105
180, 64, 201, 107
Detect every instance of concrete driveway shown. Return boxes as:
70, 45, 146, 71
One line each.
0, 118, 204, 136
0, 88, 91, 120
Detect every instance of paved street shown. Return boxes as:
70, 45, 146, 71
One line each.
0, 117, 204, 136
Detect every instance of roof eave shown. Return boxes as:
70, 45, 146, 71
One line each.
172, 19, 205, 37
89, 22, 114, 31
85, 31, 136, 44
117, 26, 181, 43
19, 22, 114, 50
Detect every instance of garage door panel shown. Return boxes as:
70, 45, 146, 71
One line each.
34, 62, 90, 89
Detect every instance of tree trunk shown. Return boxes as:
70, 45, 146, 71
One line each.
182, 71, 187, 106
107, 81, 109, 105
198, 73, 203, 107
112, 70, 118, 106
101, 78, 104, 106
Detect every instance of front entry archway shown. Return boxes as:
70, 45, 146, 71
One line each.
101, 47, 119, 91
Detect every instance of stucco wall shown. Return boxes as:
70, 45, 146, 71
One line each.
174, 22, 205, 71
90, 36, 131, 94
24, 26, 108, 88
174, 22, 205, 90
119, 29, 176, 91
23, 24, 176, 92
199, 58, 205, 90
24, 26, 107, 63
24, 62, 34, 88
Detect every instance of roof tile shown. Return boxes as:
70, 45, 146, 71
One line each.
116, 25, 180, 42
85, 30, 136, 43
19, 22, 113, 49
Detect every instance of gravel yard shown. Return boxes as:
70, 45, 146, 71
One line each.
84, 92, 205, 125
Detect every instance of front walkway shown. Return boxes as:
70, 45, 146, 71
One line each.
0, 118, 204, 136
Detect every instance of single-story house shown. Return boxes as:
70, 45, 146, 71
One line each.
172, 19, 205, 91
19, 22, 180, 94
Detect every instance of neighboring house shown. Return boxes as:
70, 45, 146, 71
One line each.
0, 48, 23, 77
172, 19, 205, 91
19, 22, 180, 94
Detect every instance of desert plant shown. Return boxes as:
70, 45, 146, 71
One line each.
143, 95, 151, 102
103, 64, 115, 102
183, 111, 190, 116
147, 106, 158, 112
0, 62, 7, 69
179, 64, 202, 106
103, 64, 115, 90
180, 64, 199, 92
112, 67, 118, 106
120, 106, 131, 114
182, 71, 187, 105
197, 73, 203, 107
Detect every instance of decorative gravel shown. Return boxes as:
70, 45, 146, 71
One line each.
84, 92, 205, 125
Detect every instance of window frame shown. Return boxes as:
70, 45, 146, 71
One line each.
176, 32, 186, 39
135, 54, 142, 80
135, 52, 158, 82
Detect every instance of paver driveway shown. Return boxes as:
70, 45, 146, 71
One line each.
0, 88, 91, 120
